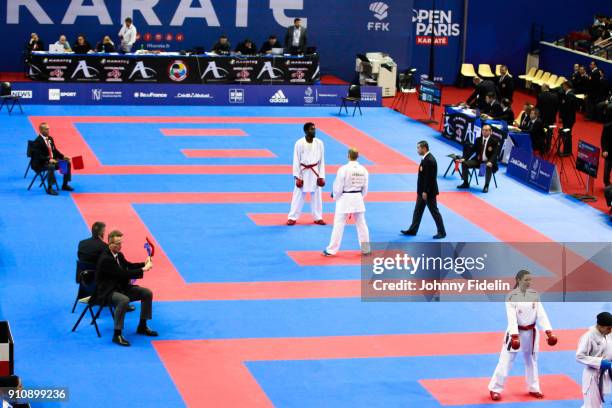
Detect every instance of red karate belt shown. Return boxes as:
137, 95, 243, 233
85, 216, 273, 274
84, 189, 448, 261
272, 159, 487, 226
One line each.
300, 162, 320, 178
518, 323, 537, 354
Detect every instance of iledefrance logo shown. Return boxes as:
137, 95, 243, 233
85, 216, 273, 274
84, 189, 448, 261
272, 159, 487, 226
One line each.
269, 90, 289, 103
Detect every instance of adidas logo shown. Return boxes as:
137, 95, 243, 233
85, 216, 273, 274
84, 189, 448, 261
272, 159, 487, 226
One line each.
269, 90, 289, 103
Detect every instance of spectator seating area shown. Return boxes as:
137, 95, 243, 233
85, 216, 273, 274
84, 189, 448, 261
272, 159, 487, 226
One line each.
559, 14, 612, 59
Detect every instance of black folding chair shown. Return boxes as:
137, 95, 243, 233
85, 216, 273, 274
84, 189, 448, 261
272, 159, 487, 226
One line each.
24, 140, 33, 179
443, 154, 463, 178
468, 167, 498, 188
71, 261, 97, 313
339, 84, 362, 116
26, 140, 58, 192
0, 82, 23, 115
71, 284, 114, 338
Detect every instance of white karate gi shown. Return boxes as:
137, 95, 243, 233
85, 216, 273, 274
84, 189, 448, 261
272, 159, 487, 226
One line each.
489, 288, 552, 394
288, 137, 325, 221
325, 160, 369, 254
576, 326, 612, 408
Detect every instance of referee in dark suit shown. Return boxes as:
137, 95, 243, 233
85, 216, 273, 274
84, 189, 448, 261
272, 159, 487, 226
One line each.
401, 141, 446, 239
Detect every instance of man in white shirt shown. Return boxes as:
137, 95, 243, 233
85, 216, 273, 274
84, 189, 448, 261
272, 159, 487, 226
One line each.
287, 122, 326, 225
323, 148, 370, 256
577, 312, 612, 407
118, 17, 137, 53
54, 35, 72, 52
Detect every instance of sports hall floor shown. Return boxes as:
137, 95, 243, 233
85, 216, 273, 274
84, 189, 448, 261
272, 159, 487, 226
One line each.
0, 105, 610, 407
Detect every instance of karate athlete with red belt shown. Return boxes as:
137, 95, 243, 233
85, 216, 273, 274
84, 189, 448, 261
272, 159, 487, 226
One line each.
488, 270, 558, 401
287, 122, 326, 225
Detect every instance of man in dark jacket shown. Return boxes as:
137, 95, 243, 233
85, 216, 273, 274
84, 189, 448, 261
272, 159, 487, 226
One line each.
496, 65, 515, 101
30, 122, 73, 195
77, 221, 107, 265
558, 81, 578, 155
211, 35, 231, 55
94, 230, 157, 346
259, 35, 281, 54
491, 98, 514, 123
401, 141, 446, 239
467, 77, 497, 111
284, 18, 307, 54
602, 121, 612, 187
536, 84, 559, 128
457, 124, 499, 192
481, 92, 503, 117
235, 38, 257, 55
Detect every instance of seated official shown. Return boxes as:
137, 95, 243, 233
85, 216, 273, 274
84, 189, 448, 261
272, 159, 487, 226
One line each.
466, 76, 497, 111
54, 35, 72, 52
73, 35, 92, 54
94, 230, 157, 347
259, 35, 281, 54
491, 98, 514, 123
284, 18, 307, 54
480, 92, 503, 117
78, 221, 107, 265
522, 108, 547, 155
235, 38, 257, 55
30, 122, 73, 195
457, 124, 499, 193
96, 36, 115, 53
514, 102, 533, 128
211, 35, 231, 55
26, 32, 44, 52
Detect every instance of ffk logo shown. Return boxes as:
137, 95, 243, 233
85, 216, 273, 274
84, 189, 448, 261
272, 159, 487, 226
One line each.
368, 2, 390, 31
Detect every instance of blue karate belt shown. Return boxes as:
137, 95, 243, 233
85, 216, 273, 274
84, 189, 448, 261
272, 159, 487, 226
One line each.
599, 365, 612, 402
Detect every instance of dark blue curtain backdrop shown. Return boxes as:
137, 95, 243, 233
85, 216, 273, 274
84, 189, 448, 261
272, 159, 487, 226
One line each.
0, 0, 414, 81
465, 0, 612, 78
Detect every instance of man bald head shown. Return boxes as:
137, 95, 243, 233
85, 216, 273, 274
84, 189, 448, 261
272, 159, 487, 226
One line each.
348, 148, 359, 161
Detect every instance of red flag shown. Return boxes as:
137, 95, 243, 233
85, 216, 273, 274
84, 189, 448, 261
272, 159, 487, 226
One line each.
72, 155, 84, 170
145, 237, 155, 257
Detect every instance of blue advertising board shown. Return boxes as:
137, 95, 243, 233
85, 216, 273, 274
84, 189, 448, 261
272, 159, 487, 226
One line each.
9, 82, 382, 107
0, 0, 415, 81
506, 147, 532, 182
506, 147, 561, 193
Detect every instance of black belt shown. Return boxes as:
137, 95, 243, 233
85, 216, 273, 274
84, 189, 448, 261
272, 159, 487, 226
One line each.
342, 191, 362, 193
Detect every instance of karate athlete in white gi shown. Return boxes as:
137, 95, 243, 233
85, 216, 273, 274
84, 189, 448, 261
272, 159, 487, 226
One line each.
287, 122, 326, 225
323, 148, 370, 256
488, 270, 558, 401
576, 311, 612, 408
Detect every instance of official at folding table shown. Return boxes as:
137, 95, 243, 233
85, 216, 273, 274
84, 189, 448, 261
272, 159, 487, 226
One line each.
323, 148, 370, 256
401, 141, 446, 239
